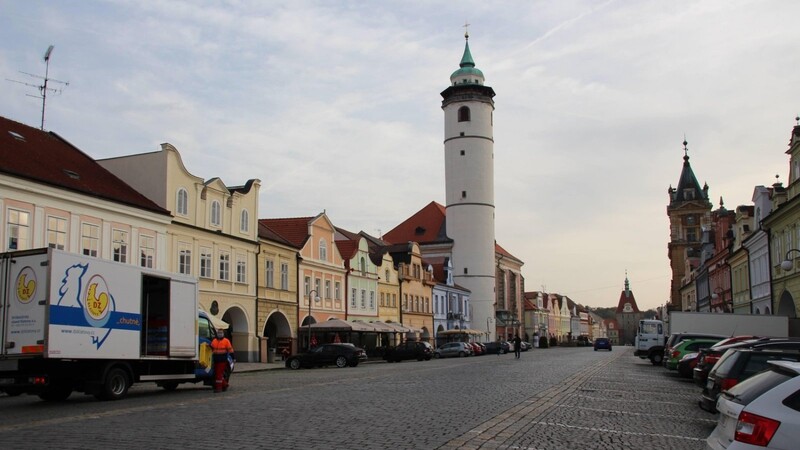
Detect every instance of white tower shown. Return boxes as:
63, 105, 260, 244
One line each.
442, 31, 497, 341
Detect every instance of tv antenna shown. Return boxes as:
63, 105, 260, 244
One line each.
6, 45, 69, 130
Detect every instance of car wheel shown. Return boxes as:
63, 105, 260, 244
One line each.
289, 358, 301, 370
335, 356, 348, 368
459, 351, 466, 357
433, 353, 441, 359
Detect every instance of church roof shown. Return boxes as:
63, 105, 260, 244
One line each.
450, 35, 484, 80
615, 276, 641, 313
669, 140, 709, 205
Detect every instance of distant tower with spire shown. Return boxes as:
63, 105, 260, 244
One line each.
667, 139, 713, 309
441, 28, 497, 340
615, 273, 643, 345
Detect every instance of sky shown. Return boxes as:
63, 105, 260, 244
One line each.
2, 0, 800, 311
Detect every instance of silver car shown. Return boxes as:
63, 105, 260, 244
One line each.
434, 342, 472, 358
706, 360, 800, 449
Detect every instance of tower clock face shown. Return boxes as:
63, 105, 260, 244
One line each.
623, 303, 633, 312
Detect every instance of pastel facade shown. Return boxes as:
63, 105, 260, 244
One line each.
99, 143, 261, 361
257, 221, 301, 357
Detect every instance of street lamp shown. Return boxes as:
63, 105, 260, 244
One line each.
486, 317, 494, 342
307, 289, 320, 350
781, 249, 800, 271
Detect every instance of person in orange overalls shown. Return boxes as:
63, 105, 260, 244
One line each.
211, 329, 234, 393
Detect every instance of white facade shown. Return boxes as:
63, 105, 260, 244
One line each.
746, 185, 773, 314
442, 36, 497, 341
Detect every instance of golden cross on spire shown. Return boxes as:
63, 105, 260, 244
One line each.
463, 21, 470, 39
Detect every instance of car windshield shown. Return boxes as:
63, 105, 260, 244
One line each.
724, 368, 795, 406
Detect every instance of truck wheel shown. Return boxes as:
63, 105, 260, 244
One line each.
38, 382, 72, 402
650, 354, 663, 366
99, 367, 130, 401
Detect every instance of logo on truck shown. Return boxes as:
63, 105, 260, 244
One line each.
15, 267, 37, 304
49, 262, 140, 350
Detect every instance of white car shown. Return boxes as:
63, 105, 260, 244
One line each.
706, 360, 800, 449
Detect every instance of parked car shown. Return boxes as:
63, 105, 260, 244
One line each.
678, 352, 700, 378
706, 360, 800, 449
383, 341, 433, 362
663, 332, 727, 367
468, 342, 484, 356
699, 347, 800, 413
433, 342, 472, 358
341, 342, 369, 361
665, 338, 722, 370
285, 343, 366, 370
474, 342, 487, 355
695, 338, 800, 387
594, 338, 612, 351
483, 341, 510, 354
519, 341, 531, 351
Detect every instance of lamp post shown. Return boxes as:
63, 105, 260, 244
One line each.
307, 289, 320, 350
781, 249, 800, 271
486, 317, 493, 342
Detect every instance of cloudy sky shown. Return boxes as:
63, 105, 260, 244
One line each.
2, 0, 799, 310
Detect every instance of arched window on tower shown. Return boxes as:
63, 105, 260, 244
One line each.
458, 106, 471, 122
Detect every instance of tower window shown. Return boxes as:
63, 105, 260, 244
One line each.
460, 150, 465, 156
461, 191, 467, 198
464, 268, 468, 275
459, 132, 465, 136
458, 106, 471, 122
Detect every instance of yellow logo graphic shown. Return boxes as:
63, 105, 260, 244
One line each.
85, 281, 110, 321
16, 267, 36, 304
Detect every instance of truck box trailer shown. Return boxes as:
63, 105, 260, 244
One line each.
0, 248, 225, 400
634, 311, 789, 365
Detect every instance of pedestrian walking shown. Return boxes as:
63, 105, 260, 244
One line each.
513, 334, 522, 359
211, 329, 234, 393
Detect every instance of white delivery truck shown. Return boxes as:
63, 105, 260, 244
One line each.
634, 311, 789, 365
0, 248, 227, 401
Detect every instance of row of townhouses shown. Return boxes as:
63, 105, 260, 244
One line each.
667, 123, 800, 334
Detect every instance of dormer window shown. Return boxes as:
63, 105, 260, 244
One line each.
458, 106, 471, 122
683, 189, 695, 200
210, 201, 221, 226
176, 188, 188, 216
319, 239, 327, 261
240, 209, 249, 233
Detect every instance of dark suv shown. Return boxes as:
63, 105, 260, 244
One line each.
699, 347, 800, 413
383, 341, 433, 362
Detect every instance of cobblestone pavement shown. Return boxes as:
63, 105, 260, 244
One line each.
0, 347, 716, 449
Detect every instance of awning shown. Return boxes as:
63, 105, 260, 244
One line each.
382, 322, 412, 333
438, 328, 484, 336
301, 318, 378, 332
365, 321, 398, 333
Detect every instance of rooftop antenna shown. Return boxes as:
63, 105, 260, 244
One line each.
6, 45, 69, 130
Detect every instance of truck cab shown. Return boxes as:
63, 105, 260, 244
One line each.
634, 319, 665, 365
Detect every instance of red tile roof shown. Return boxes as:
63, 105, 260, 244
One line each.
259, 217, 313, 248
383, 201, 450, 245
258, 220, 301, 248
495, 242, 523, 263
335, 239, 358, 260
0, 116, 169, 215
